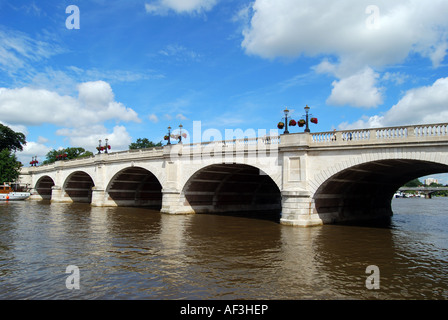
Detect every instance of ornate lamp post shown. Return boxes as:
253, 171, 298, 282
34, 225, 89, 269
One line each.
165, 125, 186, 144
104, 138, 109, 154
277, 105, 317, 133
30, 156, 39, 167
302, 105, 318, 133
178, 124, 183, 143
97, 139, 111, 154
283, 108, 290, 134
165, 126, 172, 145
304, 105, 311, 133
277, 107, 291, 134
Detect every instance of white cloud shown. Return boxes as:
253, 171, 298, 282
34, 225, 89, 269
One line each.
338, 115, 385, 131
0, 121, 28, 136
241, 0, 448, 108
145, 0, 218, 15
381, 72, 408, 86
176, 113, 188, 120
339, 77, 448, 129
158, 44, 201, 62
17, 141, 52, 165
67, 66, 164, 85
61, 125, 133, 153
37, 136, 49, 144
241, 0, 448, 70
78, 81, 115, 110
313, 59, 338, 75
0, 87, 77, 126
16, 124, 133, 165
0, 81, 140, 159
326, 67, 383, 108
382, 77, 448, 126
0, 81, 140, 127
429, 42, 448, 68
148, 114, 159, 123
26, 66, 163, 97
0, 28, 63, 78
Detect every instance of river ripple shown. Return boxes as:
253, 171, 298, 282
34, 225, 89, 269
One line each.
0, 198, 447, 299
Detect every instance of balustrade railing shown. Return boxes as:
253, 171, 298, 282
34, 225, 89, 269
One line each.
182, 135, 280, 150
414, 123, 448, 137
311, 123, 448, 145
375, 126, 408, 139
25, 123, 448, 171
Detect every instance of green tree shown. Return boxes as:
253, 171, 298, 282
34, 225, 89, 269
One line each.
129, 138, 162, 149
0, 149, 22, 183
428, 182, 448, 197
0, 124, 26, 183
403, 178, 423, 187
0, 123, 26, 152
43, 147, 94, 165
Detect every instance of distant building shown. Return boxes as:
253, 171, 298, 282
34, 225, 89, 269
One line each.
425, 178, 439, 185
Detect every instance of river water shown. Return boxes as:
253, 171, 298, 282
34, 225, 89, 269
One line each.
0, 198, 447, 300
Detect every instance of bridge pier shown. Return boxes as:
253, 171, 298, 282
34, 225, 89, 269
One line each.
29, 188, 44, 201
50, 186, 72, 203
90, 188, 118, 207
161, 189, 195, 215
280, 190, 323, 227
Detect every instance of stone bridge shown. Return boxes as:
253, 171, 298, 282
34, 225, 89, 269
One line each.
18, 123, 448, 227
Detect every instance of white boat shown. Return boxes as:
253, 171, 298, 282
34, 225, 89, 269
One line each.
394, 191, 406, 198
0, 184, 30, 201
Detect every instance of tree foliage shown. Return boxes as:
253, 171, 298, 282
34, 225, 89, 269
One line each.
403, 178, 423, 187
43, 147, 94, 165
0, 149, 22, 183
129, 138, 162, 150
0, 123, 26, 152
0, 124, 25, 183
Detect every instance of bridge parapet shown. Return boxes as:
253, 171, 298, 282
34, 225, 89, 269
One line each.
181, 135, 280, 151
105, 147, 164, 160
311, 123, 448, 146
22, 123, 448, 174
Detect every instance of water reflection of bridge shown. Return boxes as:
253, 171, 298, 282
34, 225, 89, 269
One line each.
398, 187, 448, 199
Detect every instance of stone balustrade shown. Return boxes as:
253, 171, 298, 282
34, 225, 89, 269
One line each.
311, 123, 448, 145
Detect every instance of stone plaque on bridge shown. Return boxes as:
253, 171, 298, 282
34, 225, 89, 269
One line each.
288, 157, 301, 182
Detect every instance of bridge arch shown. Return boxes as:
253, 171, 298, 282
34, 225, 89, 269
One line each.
312, 158, 448, 224
180, 159, 282, 193
106, 166, 163, 209
62, 171, 95, 203
35, 176, 55, 200
180, 163, 282, 216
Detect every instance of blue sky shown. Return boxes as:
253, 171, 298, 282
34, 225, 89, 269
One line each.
1, 0, 448, 182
